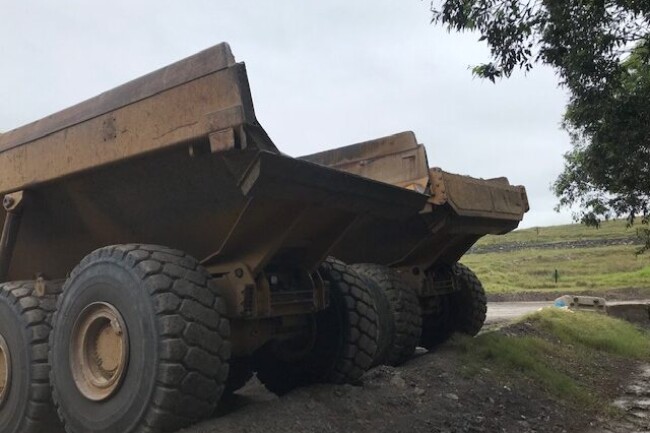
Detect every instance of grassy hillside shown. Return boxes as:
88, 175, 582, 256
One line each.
455, 309, 650, 418
461, 220, 650, 294
474, 218, 638, 247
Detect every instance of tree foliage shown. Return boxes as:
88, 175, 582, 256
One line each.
431, 1, 650, 252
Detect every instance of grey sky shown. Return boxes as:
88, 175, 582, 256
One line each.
0, 1, 573, 228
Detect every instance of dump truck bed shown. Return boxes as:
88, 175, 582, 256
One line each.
0, 44, 427, 282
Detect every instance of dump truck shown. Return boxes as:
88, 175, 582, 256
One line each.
0, 43, 527, 433
302, 131, 528, 358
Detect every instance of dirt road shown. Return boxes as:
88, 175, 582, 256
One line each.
486, 300, 650, 324
486, 301, 549, 324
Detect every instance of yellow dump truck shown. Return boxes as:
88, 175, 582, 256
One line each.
303, 132, 528, 353
0, 44, 527, 433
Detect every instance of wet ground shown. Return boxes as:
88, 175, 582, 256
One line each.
590, 364, 650, 433
613, 364, 650, 432
486, 300, 650, 325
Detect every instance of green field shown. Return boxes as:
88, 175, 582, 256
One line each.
473, 218, 639, 247
461, 220, 650, 294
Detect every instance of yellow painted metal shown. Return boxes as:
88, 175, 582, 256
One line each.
70, 302, 129, 402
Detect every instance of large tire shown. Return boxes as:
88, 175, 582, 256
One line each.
453, 263, 487, 336
420, 263, 487, 350
352, 264, 422, 366
0, 281, 64, 433
50, 244, 230, 433
352, 269, 394, 367
256, 258, 378, 395
419, 294, 456, 350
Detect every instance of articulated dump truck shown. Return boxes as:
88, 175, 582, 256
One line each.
0, 43, 527, 433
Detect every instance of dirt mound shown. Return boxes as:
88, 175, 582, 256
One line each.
181, 348, 588, 433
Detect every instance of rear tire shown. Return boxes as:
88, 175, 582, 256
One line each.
419, 294, 456, 350
420, 263, 487, 350
256, 258, 378, 395
453, 263, 487, 336
352, 264, 421, 366
352, 269, 394, 367
50, 244, 230, 433
0, 281, 63, 433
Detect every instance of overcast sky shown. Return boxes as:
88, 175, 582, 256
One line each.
0, 1, 574, 228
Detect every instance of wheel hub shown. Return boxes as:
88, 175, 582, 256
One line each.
0, 334, 11, 408
70, 302, 129, 401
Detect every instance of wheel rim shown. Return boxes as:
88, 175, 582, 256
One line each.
70, 302, 129, 401
0, 334, 11, 408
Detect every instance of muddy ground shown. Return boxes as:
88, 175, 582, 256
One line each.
181, 328, 648, 433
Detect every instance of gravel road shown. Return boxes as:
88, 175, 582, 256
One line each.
486, 301, 549, 323
486, 300, 650, 324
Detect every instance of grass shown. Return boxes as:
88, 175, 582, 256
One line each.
461, 219, 650, 294
454, 309, 650, 407
475, 219, 639, 247
462, 244, 650, 293
457, 332, 593, 404
528, 308, 650, 359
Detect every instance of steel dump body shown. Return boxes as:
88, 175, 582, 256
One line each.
0, 44, 427, 293
301, 131, 529, 270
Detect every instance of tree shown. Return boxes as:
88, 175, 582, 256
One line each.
555, 45, 650, 251
430, 1, 650, 252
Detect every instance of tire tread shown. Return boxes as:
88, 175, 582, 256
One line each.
352, 264, 421, 366
50, 244, 230, 433
0, 281, 63, 433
